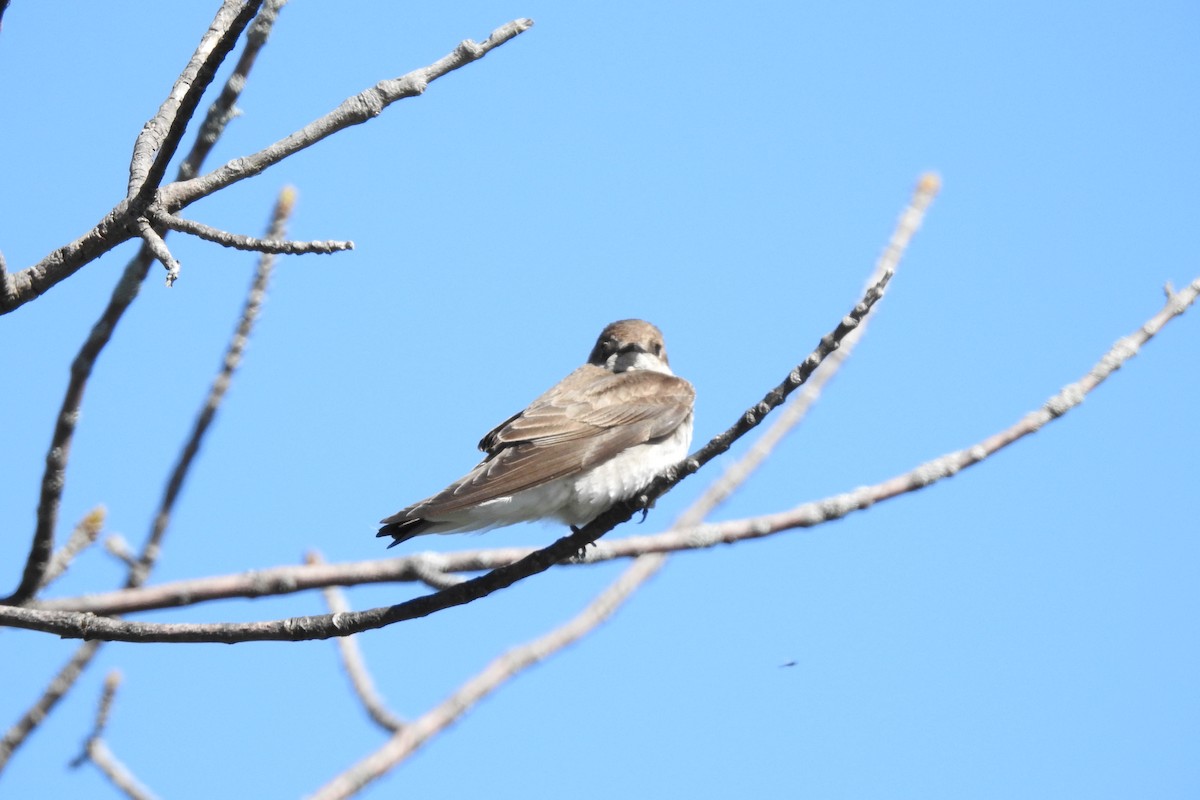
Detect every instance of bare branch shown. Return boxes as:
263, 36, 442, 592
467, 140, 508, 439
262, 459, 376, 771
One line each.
159, 18, 535, 211
0, 641, 103, 772
0, 2, 263, 316
70, 672, 160, 800
103, 535, 139, 569
150, 208, 353, 255
134, 218, 181, 286
0, 249, 150, 607
80, 742, 159, 800
407, 560, 467, 591
40, 507, 106, 590
310, 553, 406, 734
311, 554, 663, 800
688, 173, 943, 519
70, 671, 120, 768
180, 0, 290, 181
0, 10, 526, 316
33, 553, 504, 614
0, 267, 900, 642
0, 207, 136, 316
0, 249, 13, 306
127, 0, 264, 198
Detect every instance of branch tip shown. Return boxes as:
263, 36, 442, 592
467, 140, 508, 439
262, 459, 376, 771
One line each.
917, 172, 942, 196
277, 185, 298, 216
161, 16, 536, 210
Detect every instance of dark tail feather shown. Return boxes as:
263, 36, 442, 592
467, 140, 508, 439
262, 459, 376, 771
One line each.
377, 517, 430, 548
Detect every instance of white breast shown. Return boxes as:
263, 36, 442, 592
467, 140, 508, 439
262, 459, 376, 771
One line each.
557, 414, 694, 526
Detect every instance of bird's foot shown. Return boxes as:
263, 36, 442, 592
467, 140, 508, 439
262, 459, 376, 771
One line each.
568, 525, 591, 562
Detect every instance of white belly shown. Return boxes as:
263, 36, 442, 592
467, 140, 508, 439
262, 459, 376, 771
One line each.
558, 420, 693, 526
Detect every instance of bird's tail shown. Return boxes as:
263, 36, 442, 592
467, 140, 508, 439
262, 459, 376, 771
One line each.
376, 516, 431, 548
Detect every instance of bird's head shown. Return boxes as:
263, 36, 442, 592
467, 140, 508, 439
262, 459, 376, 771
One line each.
587, 319, 673, 375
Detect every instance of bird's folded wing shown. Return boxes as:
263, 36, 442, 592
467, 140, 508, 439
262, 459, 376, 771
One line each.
421, 368, 694, 514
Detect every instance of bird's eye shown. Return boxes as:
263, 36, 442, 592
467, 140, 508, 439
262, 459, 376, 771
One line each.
604, 338, 618, 355
653, 342, 663, 356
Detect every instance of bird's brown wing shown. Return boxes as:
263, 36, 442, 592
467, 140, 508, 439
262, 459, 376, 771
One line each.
412, 366, 694, 515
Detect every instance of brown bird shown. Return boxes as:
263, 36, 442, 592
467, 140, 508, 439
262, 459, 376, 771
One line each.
378, 319, 695, 547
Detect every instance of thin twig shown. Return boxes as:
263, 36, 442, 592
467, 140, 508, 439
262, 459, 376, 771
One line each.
103, 535, 139, 568
689, 173, 943, 517
70, 672, 160, 800
180, 0, 290, 182
310, 553, 406, 734
0, 641, 103, 771
159, 19, 535, 211
134, 218, 181, 286
0, 268, 901, 643
0, 249, 13, 306
70, 671, 120, 768
83, 743, 159, 800
151, 209, 353, 255
33, 553, 507, 614
407, 560, 467, 591
40, 507, 106, 590
310, 554, 662, 800
0, 245, 151, 607
130, 189, 289, 591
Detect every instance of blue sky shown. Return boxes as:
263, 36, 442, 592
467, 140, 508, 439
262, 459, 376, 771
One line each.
1, 2, 1198, 797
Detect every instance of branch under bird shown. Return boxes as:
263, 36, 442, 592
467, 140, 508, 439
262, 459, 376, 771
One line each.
378, 319, 695, 547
